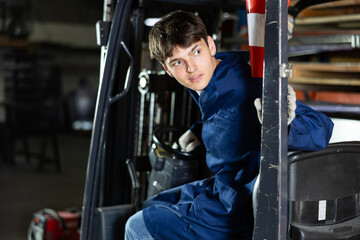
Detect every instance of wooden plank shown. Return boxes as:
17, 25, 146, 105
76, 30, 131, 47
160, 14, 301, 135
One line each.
295, 14, 360, 25
298, 7, 360, 18
291, 62, 360, 72
309, 0, 360, 9
292, 29, 360, 36
295, 0, 360, 18
291, 63, 360, 82
289, 77, 360, 86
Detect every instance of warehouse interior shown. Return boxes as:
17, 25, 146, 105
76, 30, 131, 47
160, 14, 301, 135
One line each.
0, 0, 101, 239
0, 0, 360, 239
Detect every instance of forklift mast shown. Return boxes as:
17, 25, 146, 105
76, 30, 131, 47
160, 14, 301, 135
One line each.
81, 1, 141, 239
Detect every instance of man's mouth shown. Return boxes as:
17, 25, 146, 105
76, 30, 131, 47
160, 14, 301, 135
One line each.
189, 74, 202, 82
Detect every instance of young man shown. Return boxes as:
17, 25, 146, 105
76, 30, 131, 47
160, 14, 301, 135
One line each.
125, 10, 333, 240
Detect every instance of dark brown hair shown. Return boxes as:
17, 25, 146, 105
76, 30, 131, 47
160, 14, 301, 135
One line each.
149, 10, 208, 64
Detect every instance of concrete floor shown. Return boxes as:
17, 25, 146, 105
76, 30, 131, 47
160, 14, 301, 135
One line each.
0, 132, 91, 240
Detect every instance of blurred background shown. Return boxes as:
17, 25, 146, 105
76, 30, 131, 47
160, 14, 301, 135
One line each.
0, 0, 101, 239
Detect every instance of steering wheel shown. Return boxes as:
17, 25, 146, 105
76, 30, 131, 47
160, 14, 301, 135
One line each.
152, 125, 202, 160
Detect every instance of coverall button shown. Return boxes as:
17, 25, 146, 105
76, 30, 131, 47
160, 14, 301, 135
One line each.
207, 150, 211, 155
204, 121, 208, 125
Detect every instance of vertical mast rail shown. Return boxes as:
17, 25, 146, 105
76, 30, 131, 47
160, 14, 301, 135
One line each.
253, 0, 289, 239
80, 1, 133, 239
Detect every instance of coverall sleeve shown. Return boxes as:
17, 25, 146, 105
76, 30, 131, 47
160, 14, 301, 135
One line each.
189, 121, 203, 141
288, 101, 334, 151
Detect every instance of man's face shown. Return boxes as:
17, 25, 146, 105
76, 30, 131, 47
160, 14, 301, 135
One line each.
162, 36, 219, 92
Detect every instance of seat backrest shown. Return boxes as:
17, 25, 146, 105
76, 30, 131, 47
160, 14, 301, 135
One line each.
95, 204, 136, 240
288, 141, 360, 240
253, 141, 360, 240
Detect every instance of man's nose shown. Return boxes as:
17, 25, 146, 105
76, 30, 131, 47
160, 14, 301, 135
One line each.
186, 61, 197, 73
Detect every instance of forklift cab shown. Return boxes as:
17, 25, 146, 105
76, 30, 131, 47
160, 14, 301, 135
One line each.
80, 0, 360, 239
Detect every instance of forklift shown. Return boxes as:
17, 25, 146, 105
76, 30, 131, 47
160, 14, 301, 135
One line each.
79, 0, 360, 239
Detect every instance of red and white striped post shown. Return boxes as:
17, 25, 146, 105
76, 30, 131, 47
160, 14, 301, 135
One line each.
246, 0, 291, 78
246, 0, 266, 79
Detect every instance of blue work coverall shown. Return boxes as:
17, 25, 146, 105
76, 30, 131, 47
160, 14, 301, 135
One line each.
142, 51, 334, 240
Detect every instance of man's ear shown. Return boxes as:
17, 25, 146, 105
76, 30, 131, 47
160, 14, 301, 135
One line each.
207, 35, 217, 56
161, 63, 173, 77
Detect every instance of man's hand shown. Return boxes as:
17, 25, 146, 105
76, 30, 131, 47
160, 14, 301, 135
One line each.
287, 85, 296, 125
254, 85, 297, 125
178, 130, 201, 152
254, 98, 263, 124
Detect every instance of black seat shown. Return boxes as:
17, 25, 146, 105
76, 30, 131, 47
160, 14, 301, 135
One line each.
288, 141, 360, 240
253, 141, 360, 239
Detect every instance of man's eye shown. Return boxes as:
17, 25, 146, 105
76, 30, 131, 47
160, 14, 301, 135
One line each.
194, 50, 200, 55
173, 60, 182, 66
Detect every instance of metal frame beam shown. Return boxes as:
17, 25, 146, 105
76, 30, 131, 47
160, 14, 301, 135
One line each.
253, 0, 289, 239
